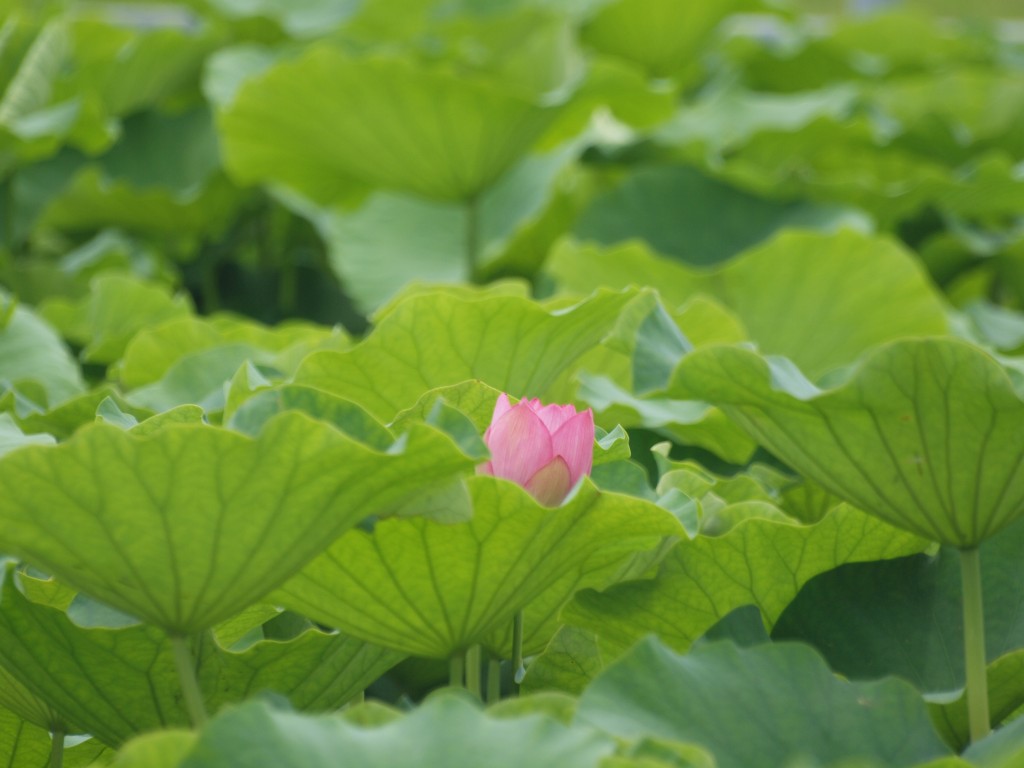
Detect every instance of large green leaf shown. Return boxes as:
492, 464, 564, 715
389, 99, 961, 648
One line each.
24, 108, 240, 240
0, 704, 106, 767
549, 229, 949, 380
521, 625, 606, 697
580, 0, 748, 83
671, 339, 1024, 548
293, 289, 638, 422
573, 165, 867, 267
772, 519, 1024, 748
562, 505, 925, 661
295, 141, 580, 311
274, 477, 681, 658
178, 694, 615, 768
0, 569, 403, 748
0, 412, 474, 634
219, 45, 564, 203
0, 294, 84, 408
576, 638, 951, 768
0, 663, 65, 732
773, 518, 1024, 694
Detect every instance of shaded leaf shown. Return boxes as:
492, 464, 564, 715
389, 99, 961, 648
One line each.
564, 505, 925, 661
178, 694, 615, 768
576, 638, 951, 768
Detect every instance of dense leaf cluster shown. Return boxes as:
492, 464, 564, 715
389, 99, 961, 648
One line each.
1, 0, 1023, 765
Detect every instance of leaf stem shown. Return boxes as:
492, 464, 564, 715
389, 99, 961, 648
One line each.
512, 610, 526, 689
465, 645, 482, 700
49, 726, 64, 768
486, 657, 502, 704
1, 172, 13, 256
171, 635, 208, 727
450, 653, 465, 688
960, 547, 990, 743
465, 192, 480, 283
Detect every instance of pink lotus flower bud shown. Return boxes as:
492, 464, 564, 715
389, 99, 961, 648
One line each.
477, 393, 595, 506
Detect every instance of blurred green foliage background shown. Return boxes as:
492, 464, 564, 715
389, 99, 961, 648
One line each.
1, 0, 1022, 336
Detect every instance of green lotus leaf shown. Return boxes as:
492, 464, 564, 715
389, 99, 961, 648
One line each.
481, 528, 671, 659
521, 625, 605, 697
576, 638, 951, 768
0, 411, 474, 634
0, 412, 53, 457
563, 504, 925, 662
931, 651, 1024, 753
671, 339, 1024, 548
962, 705, 1024, 768
109, 731, 196, 768
219, 45, 564, 203
3, 386, 150, 440
0, 663, 66, 733
0, 293, 84, 408
298, 142, 580, 311
116, 315, 343, 391
550, 229, 949, 380
772, 519, 1024, 749
39, 273, 192, 365
0, 703, 107, 768
177, 693, 615, 768
124, 344, 264, 413
274, 477, 682, 658
226, 385, 394, 450
31, 108, 241, 239
573, 165, 866, 268
294, 289, 639, 422
580, 0, 748, 82
0, 569, 403, 747
205, 0, 360, 38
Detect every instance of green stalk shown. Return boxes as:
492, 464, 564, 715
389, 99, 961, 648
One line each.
512, 610, 526, 688
465, 645, 482, 700
49, 727, 64, 768
450, 653, 465, 688
171, 635, 207, 727
465, 193, 480, 283
486, 658, 502, 704
960, 547, 990, 743
1, 173, 13, 255
201, 259, 221, 313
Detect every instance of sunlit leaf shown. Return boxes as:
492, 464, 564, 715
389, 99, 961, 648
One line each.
672, 339, 1024, 547
0, 412, 474, 634
275, 477, 681, 658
